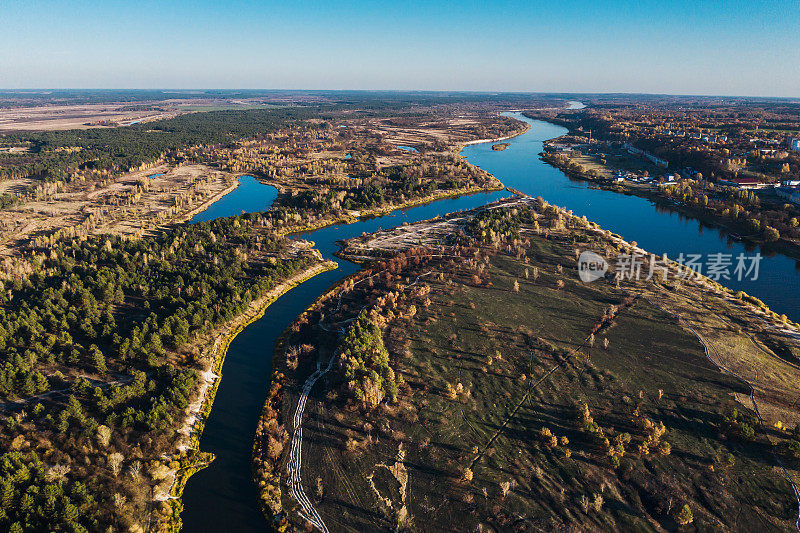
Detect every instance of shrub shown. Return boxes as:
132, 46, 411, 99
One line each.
673, 504, 693, 525
763, 226, 780, 242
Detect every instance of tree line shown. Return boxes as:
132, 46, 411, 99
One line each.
0, 107, 320, 182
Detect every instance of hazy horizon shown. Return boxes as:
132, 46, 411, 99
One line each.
2, 0, 799, 98
1, 89, 799, 101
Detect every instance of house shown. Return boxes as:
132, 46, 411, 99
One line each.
547, 143, 573, 152
791, 138, 800, 152
718, 177, 771, 190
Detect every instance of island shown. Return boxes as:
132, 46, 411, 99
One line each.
255, 195, 800, 532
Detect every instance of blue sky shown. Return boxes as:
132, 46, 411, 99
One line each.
2, 0, 798, 96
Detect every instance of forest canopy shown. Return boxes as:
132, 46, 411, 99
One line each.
0, 107, 321, 181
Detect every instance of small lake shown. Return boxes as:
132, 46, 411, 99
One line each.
397, 145, 418, 153
189, 175, 278, 223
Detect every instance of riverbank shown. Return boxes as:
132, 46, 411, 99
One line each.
539, 143, 800, 261
269, 182, 506, 238
251, 261, 380, 529
151, 258, 338, 532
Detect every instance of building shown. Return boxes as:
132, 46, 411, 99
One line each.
622, 143, 669, 168
718, 177, 771, 190
547, 143, 573, 153
791, 138, 800, 152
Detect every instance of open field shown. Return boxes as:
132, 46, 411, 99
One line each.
0, 98, 288, 132
0, 102, 180, 131
0, 163, 237, 258
260, 197, 800, 531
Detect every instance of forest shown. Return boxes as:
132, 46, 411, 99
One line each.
0, 212, 317, 531
0, 107, 321, 181
335, 314, 398, 409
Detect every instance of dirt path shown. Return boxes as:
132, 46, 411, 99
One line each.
287, 265, 439, 532
287, 356, 336, 533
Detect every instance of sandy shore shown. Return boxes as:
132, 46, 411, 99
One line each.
153, 259, 338, 506
459, 121, 531, 148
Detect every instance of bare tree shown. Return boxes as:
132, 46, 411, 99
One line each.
108, 452, 124, 476
96, 425, 112, 448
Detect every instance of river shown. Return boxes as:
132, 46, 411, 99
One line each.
180, 111, 800, 531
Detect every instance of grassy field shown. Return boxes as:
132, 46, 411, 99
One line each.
265, 200, 800, 532
570, 152, 661, 178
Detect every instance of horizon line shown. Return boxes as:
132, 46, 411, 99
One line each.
1, 88, 799, 101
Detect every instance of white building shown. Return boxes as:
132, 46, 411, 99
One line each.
622, 143, 669, 168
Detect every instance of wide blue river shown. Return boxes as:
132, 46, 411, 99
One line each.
181, 113, 800, 531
